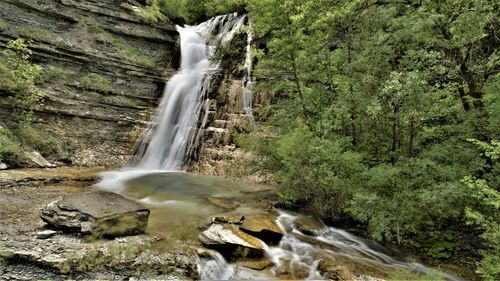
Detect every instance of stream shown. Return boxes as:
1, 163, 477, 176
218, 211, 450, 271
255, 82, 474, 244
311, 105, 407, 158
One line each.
97, 171, 466, 281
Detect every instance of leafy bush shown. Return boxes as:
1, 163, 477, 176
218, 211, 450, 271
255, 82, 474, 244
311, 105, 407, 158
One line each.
15, 125, 60, 156
80, 73, 112, 93
463, 140, 500, 281
0, 127, 22, 165
0, 39, 43, 120
135, 0, 166, 25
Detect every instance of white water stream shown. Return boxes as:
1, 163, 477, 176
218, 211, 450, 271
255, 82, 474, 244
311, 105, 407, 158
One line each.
198, 211, 466, 281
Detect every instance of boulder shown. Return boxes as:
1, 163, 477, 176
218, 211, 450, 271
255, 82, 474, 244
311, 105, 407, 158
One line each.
240, 214, 283, 245
211, 214, 244, 224
293, 216, 324, 235
40, 191, 149, 237
0, 162, 7, 170
24, 151, 56, 168
199, 224, 265, 258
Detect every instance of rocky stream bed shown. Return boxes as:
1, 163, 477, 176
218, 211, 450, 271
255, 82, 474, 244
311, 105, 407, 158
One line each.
0, 168, 468, 281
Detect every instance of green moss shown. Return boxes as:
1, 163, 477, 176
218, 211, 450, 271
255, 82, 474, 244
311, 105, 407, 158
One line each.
0, 17, 7, 31
89, 91, 140, 107
89, 27, 155, 67
87, 25, 105, 34
15, 125, 60, 156
42, 66, 63, 83
101, 95, 140, 107
80, 73, 112, 93
388, 267, 446, 281
19, 26, 56, 42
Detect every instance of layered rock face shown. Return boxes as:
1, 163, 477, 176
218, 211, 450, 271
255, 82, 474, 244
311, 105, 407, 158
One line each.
0, 0, 178, 167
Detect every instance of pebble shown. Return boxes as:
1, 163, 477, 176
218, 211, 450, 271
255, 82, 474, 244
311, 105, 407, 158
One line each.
36, 230, 58, 239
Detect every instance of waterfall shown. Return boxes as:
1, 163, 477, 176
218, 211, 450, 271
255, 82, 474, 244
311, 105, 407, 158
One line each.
132, 13, 246, 171
241, 21, 256, 130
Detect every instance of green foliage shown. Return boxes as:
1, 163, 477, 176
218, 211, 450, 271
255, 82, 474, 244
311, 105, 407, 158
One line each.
42, 66, 63, 83
80, 73, 112, 93
87, 25, 105, 34
0, 17, 7, 31
15, 125, 60, 156
0, 39, 43, 120
135, 0, 167, 25
89, 25, 155, 67
89, 91, 141, 107
18, 26, 57, 43
463, 140, 500, 281
238, 0, 499, 275
0, 127, 22, 165
158, 0, 188, 21
388, 267, 446, 281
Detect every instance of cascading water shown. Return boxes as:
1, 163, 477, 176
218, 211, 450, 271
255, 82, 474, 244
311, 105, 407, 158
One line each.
241, 21, 256, 130
197, 211, 466, 281
98, 14, 247, 190
133, 13, 246, 170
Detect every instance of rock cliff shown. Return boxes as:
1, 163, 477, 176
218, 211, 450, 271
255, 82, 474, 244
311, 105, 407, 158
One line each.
0, 0, 178, 167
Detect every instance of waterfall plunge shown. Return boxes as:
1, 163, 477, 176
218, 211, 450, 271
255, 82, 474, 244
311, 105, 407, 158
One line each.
98, 14, 248, 191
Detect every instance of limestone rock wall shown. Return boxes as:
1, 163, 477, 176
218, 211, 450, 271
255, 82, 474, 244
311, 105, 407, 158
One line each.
0, 0, 178, 167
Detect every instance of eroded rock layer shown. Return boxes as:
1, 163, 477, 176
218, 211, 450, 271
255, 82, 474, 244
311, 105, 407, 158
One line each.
0, 0, 178, 167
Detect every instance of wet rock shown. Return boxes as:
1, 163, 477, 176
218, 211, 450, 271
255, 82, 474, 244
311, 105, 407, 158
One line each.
0, 162, 7, 170
24, 151, 56, 168
212, 214, 244, 224
36, 230, 58, 239
199, 223, 265, 258
293, 216, 325, 235
40, 191, 149, 237
240, 214, 283, 245
207, 196, 239, 210
236, 257, 274, 270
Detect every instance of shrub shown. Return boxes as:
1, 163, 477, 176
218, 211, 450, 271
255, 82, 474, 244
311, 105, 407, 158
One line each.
0, 39, 43, 120
15, 125, 60, 156
80, 73, 112, 93
0, 127, 22, 165
135, 0, 167, 25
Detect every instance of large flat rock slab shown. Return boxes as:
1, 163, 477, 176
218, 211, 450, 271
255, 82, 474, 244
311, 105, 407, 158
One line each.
199, 223, 265, 258
41, 191, 149, 237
